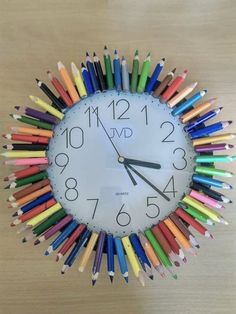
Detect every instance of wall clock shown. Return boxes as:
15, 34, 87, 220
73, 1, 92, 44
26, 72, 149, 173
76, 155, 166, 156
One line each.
2, 47, 234, 286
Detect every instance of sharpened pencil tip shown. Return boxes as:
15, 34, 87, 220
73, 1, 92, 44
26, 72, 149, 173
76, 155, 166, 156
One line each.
109, 275, 114, 283
4, 185, 10, 189
134, 49, 138, 56
56, 255, 59, 262
92, 280, 96, 286
124, 276, 129, 283
229, 120, 233, 124
86, 51, 89, 56
172, 68, 176, 73
114, 49, 117, 54
14, 105, 20, 110
44, 250, 49, 256
162, 57, 165, 61
174, 261, 181, 267
10, 222, 15, 227
4, 177, 8, 181
35, 78, 39, 83
149, 275, 154, 280
196, 244, 200, 249
104, 45, 107, 50
93, 52, 96, 57
173, 274, 178, 280
9, 114, 14, 118
2, 145, 7, 149
61, 271, 65, 275
81, 62, 85, 68
34, 239, 40, 245
12, 212, 18, 217
183, 257, 187, 263
22, 237, 26, 243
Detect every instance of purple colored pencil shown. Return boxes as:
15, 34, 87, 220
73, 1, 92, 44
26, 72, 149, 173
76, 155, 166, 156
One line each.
92, 231, 106, 285
195, 143, 234, 153
34, 215, 73, 245
15, 106, 58, 124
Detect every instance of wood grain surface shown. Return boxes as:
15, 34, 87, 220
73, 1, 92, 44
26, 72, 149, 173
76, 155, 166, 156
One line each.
0, 1, 235, 313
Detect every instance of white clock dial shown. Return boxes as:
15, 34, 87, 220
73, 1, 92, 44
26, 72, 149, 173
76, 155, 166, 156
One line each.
47, 91, 195, 236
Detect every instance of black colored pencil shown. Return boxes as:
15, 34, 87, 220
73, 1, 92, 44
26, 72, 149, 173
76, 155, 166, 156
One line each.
93, 52, 106, 91
3, 144, 48, 151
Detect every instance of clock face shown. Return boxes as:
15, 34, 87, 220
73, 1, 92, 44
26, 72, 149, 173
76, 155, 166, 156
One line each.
47, 90, 195, 236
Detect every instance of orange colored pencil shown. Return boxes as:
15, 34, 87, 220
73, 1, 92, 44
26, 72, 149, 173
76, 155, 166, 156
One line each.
167, 82, 198, 108
164, 218, 196, 255
11, 126, 53, 138
180, 98, 216, 123
57, 61, 80, 105
8, 185, 52, 208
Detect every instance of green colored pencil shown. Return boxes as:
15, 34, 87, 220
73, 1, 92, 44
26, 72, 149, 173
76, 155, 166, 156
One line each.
10, 114, 53, 130
104, 45, 114, 89
179, 202, 214, 225
130, 50, 139, 93
137, 53, 151, 93
7, 171, 48, 188
195, 155, 233, 163
195, 166, 234, 178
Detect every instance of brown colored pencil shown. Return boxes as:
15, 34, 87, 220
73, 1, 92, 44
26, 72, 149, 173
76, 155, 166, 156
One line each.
153, 68, 176, 98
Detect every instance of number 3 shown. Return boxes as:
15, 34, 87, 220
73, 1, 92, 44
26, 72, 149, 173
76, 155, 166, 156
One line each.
172, 147, 187, 170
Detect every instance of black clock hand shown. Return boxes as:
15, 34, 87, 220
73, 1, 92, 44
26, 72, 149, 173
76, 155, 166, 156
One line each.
118, 157, 161, 170
124, 164, 137, 186
126, 164, 170, 201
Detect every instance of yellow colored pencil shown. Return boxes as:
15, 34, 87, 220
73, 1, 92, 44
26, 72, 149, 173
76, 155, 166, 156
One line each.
29, 96, 64, 120
58, 61, 80, 104
122, 236, 145, 286
192, 133, 236, 146
26, 202, 62, 227
78, 231, 98, 272
0, 151, 46, 158
71, 62, 87, 98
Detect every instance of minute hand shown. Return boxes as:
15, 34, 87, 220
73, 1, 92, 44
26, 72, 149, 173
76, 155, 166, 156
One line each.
120, 157, 161, 170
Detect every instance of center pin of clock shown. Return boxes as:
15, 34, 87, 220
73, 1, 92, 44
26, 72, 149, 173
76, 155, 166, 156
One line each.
118, 156, 125, 164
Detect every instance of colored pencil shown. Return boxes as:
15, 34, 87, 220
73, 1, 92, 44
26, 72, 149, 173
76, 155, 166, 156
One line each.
160, 70, 188, 102
113, 237, 129, 283
152, 68, 176, 98
56, 224, 86, 261
145, 58, 165, 94
179, 202, 214, 225
11, 126, 53, 138
61, 229, 91, 274
175, 207, 213, 238
93, 52, 106, 91
151, 225, 181, 266
1, 151, 46, 158
6, 172, 48, 189
167, 82, 198, 108
107, 234, 115, 282
192, 174, 232, 189
138, 231, 165, 277
2, 133, 49, 144
47, 71, 73, 107
4, 165, 45, 181
130, 50, 139, 93
57, 61, 80, 104
103, 45, 114, 89
190, 189, 225, 210
3, 144, 48, 151
195, 154, 234, 163
35, 78, 66, 111
7, 178, 50, 202
113, 50, 121, 91
121, 56, 130, 92
92, 231, 106, 285
10, 114, 53, 130
172, 90, 207, 116
180, 98, 216, 123
34, 214, 73, 245
71, 62, 87, 98
190, 121, 232, 139
86, 52, 100, 92
190, 182, 231, 204
45, 220, 78, 255
15, 105, 58, 124
137, 52, 151, 93
129, 233, 153, 280
184, 107, 223, 132
4, 158, 48, 166
122, 235, 145, 286
78, 231, 98, 272
12, 198, 56, 227
29, 95, 64, 120
22, 209, 67, 243
158, 221, 186, 263
195, 166, 234, 178
195, 143, 233, 153
193, 133, 236, 146
81, 62, 94, 95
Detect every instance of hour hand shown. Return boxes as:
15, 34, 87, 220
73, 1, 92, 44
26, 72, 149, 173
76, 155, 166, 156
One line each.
118, 156, 161, 170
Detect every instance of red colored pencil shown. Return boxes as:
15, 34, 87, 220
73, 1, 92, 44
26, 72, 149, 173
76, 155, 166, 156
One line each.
4, 165, 46, 182
2, 133, 49, 144
158, 221, 187, 262
175, 207, 213, 238
47, 71, 73, 107
56, 224, 86, 261
160, 70, 188, 102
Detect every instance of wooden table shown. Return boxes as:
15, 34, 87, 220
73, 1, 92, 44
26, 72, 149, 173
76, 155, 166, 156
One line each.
0, 1, 235, 313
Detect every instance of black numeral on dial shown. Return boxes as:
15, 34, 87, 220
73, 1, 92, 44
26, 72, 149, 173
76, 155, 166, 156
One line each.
172, 147, 187, 170
146, 196, 160, 218
108, 99, 130, 120
116, 204, 131, 227
160, 121, 175, 142
64, 178, 78, 201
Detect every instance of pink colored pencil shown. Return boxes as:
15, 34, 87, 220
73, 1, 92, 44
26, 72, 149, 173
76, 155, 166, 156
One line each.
190, 189, 225, 209
4, 158, 48, 166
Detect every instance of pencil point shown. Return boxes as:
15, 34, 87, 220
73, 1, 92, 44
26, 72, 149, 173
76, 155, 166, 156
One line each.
2, 145, 7, 149
81, 62, 85, 68
4, 185, 10, 189
109, 275, 114, 283
229, 120, 233, 124
92, 280, 96, 286
196, 244, 200, 249
14, 105, 20, 110
162, 57, 165, 61
34, 239, 40, 245
93, 52, 96, 57
172, 274, 178, 280
134, 49, 138, 56
149, 275, 154, 280
172, 68, 176, 73
22, 237, 26, 243
104, 45, 107, 50
183, 257, 187, 263
124, 276, 129, 283
12, 212, 18, 217
56, 255, 59, 262
10, 222, 15, 227
35, 78, 39, 83
86, 51, 89, 56
9, 114, 14, 118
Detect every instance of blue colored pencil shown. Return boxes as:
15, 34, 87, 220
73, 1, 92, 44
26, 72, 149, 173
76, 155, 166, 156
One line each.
190, 121, 232, 139
45, 220, 78, 255
121, 56, 130, 92
184, 107, 223, 133
113, 50, 121, 91
145, 58, 165, 93
61, 229, 91, 274
107, 234, 115, 282
81, 63, 94, 95
192, 174, 232, 190
114, 237, 128, 283
172, 90, 207, 116
14, 192, 53, 216
92, 231, 106, 285
129, 233, 153, 280
86, 52, 100, 92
